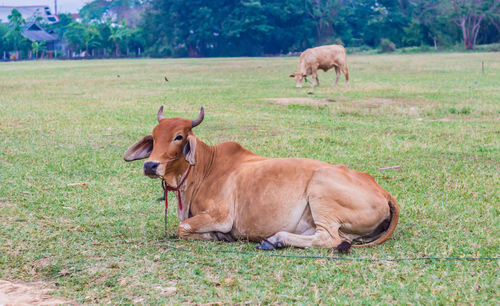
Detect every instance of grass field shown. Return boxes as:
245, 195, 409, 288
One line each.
0, 53, 499, 304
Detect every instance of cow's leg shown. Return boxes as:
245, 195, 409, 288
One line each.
333, 66, 340, 87
311, 69, 319, 88
258, 225, 345, 251
343, 65, 349, 87
177, 213, 232, 241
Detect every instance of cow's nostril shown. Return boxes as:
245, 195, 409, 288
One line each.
143, 161, 160, 176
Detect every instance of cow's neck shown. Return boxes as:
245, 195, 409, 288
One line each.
176, 138, 216, 221
172, 165, 192, 221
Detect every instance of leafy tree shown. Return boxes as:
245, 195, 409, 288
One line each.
3, 9, 31, 55
8, 9, 24, 31
127, 28, 146, 55
405, 0, 456, 49
477, 14, 500, 43
448, 0, 500, 49
142, 0, 314, 57
80, 0, 144, 25
305, 0, 344, 44
221, 1, 274, 56
46, 13, 76, 40
3, 0, 500, 58
0, 24, 9, 56
261, 0, 315, 53
64, 21, 86, 53
80, 0, 110, 22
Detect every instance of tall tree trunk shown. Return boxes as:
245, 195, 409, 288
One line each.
314, 20, 321, 43
113, 39, 120, 56
472, 15, 483, 48
459, 18, 471, 49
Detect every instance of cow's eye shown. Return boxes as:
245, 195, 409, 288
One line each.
174, 135, 183, 141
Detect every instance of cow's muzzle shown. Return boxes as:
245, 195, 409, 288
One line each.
143, 161, 160, 178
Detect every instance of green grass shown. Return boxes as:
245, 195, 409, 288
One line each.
0, 53, 499, 304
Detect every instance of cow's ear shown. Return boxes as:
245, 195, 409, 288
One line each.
183, 135, 196, 165
302, 74, 307, 77
124, 135, 153, 161
289, 74, 295, 78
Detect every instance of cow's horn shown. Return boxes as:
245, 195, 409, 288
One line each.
192, 106, 204, 127
157, 105, 165, 122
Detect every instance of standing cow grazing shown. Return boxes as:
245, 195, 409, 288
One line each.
124, 106, 399, 253
290, 44, 349, 88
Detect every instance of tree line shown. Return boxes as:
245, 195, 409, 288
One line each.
1, 0, 499, 59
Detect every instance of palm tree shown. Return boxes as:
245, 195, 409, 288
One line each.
107, 20, 130, 56
31, 41, 46, 59
83, 26, 102, 56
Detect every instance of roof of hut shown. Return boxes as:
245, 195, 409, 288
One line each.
21, 22, 57, 42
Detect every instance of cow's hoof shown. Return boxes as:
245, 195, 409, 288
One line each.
336, 241, 351, 254
256, 240, 275, 250
274, 241, 285, 249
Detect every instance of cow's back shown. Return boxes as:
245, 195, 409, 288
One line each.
301, 45, 346, 71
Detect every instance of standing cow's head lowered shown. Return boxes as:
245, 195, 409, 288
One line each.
123, 106, 204, 185
289, 73, 307, 88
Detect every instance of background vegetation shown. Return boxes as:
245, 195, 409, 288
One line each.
0, 53, 498, 303
1, 0, 500, 58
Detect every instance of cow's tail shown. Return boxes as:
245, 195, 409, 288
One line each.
351, 194, 399, 248
342, 48, 349, 83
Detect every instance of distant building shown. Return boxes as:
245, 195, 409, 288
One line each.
22, 22, 58, 50
0, 5, 59, 24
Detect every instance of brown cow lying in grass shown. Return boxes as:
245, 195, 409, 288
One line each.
290, 44, 349, 88
124, 106, 398, 253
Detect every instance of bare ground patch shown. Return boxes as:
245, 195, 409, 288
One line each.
269, 97, 432, 116
0, 279, 73, 305
269, 97, 429, 107
260, 97, 500, 124
415, 117, 500, 122
348, 97, 428, 107
0, 201, 15, 208
342, 97, 433, 116
266, 97, 334, 106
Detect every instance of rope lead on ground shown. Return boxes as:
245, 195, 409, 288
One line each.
156, 239, 499, 262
